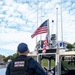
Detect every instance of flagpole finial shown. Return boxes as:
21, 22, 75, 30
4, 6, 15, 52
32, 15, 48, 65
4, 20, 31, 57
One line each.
52, 20, 54, 23
56, 7, 58, 9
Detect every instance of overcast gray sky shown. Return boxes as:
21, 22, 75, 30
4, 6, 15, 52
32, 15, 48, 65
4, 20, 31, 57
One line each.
0, 0, 75, 56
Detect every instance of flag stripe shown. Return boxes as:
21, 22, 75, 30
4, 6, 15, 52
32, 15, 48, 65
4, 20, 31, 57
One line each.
42, 33, 48, 53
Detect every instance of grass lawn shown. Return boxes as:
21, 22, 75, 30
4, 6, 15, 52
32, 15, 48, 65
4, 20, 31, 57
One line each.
41, 59, 55, 68
40, 59, 75, 70
62, 61, 75, 69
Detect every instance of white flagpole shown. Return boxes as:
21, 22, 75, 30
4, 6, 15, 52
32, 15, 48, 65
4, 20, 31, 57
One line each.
60, 0, 63, 45
47, 19, 50, 48
55, 7, 61, 75
40, 0, 42, 49
37, 0, 41, 64
37, 0, 39, 63
36, 0, 39, 45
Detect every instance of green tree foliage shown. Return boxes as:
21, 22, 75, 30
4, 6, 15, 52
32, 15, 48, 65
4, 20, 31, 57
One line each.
3, 53, 19, 63
0, 54, 5, 58
12, 53, 19, 59
73, 42, 75, 48
67, 44, 73, 51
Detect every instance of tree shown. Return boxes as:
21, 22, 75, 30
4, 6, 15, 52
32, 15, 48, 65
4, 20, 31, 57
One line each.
66, 44, 73, 51
73, 42, 75, 48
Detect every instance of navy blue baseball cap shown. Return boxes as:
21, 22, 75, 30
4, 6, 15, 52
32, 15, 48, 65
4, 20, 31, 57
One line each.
17, 43, 29, 53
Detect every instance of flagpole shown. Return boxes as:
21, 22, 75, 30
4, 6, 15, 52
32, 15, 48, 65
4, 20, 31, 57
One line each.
40, 0, 44, 67
37, 0, 39, 63
36, 0, 39, 45
60, 0, 63, 44
55, 7, 58, 75
40, 0, 42, 49
55, 7, 61, 75
47, 19, 50, 48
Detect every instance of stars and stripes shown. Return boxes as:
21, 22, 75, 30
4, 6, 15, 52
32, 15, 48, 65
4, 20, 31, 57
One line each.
31, 19, 48, 38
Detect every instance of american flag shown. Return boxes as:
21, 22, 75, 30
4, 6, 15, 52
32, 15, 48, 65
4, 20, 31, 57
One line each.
31, 19, 48, 38
42, 34, 48, 53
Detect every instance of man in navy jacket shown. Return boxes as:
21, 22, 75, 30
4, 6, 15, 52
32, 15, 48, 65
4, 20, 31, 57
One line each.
6, 42, 47, 75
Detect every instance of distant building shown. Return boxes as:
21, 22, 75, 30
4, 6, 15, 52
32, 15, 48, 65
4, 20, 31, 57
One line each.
0, 58, 4, 65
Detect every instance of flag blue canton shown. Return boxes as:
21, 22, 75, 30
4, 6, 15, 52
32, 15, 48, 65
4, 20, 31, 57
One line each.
40, 20, 48, 27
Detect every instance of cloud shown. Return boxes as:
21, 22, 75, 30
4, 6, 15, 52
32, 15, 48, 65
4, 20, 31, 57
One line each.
0, 0, 75, 56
